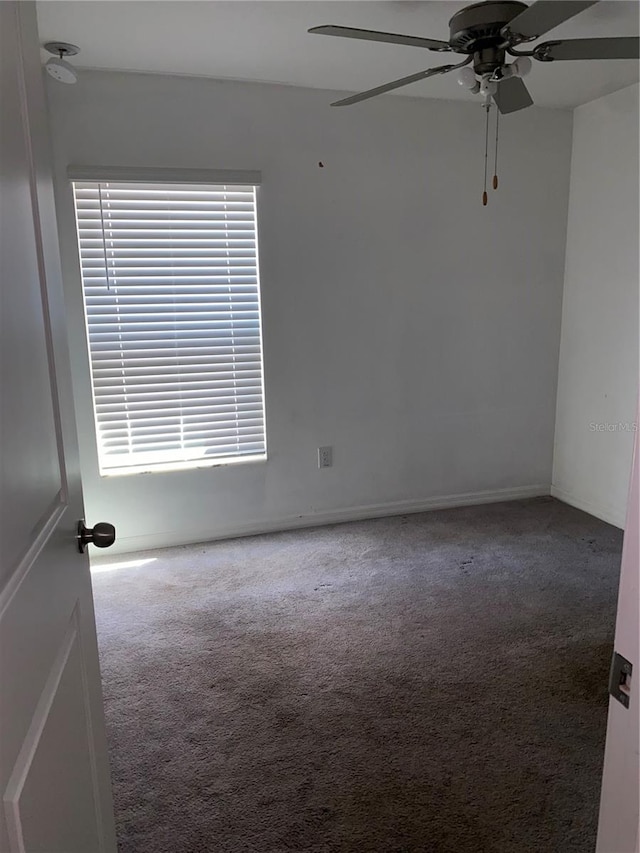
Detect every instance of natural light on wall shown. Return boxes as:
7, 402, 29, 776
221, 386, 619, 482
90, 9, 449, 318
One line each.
72, 179, 266, 476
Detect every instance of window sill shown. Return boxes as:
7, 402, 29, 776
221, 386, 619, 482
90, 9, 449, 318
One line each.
99, 454, 267, 478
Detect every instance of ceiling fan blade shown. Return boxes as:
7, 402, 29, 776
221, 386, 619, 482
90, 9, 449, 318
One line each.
492, 76, 534, 114
502, 1, 599, 41
534, 37, 640, 61
330, 63, 458, 107
308, 25, 451, 52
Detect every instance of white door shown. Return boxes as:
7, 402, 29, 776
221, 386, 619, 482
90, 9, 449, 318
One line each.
596, 401, 639, 853
0, 3, 118, 851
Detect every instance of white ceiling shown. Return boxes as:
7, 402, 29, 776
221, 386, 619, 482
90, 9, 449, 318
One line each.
37, 1, 639, 109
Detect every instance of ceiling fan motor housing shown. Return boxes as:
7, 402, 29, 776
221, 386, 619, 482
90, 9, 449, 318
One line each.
449, 0, 528, 74
448, 0, 527, 50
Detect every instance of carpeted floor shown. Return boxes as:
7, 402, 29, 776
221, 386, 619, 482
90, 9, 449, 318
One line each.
92, 497, 623, 853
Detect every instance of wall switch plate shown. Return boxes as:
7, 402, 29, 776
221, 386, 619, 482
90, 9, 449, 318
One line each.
318, 446, 332, 469
609, 651, 632, 708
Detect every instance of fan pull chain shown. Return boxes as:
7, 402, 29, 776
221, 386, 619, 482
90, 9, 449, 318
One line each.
482, 103, 490, 206
493, 108, 499, 190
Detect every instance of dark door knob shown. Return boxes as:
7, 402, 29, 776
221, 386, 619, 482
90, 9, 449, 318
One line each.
77, 520, 116, 553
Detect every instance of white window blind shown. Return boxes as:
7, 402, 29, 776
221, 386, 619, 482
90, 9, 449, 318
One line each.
72, 180, 266, 475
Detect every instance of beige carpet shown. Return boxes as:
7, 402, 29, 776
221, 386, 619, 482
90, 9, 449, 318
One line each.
92, 497, 622, 853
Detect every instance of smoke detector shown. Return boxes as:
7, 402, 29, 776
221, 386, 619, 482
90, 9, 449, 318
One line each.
44, 42, 80, 84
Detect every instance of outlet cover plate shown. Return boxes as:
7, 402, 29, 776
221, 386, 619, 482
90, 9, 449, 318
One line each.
318, 446, 333, 468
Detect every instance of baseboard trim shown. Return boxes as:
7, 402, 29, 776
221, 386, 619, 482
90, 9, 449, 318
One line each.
96, 483, 551, 558
550, 485, 626, 530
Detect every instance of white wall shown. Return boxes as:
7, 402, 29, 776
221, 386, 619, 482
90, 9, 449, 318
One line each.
552, 83, 639, 529
46, 70, 573, 554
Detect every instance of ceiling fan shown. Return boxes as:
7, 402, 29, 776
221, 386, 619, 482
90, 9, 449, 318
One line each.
308, 0, 640, 113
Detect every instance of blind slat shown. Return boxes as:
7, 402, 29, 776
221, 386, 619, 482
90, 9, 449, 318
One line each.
73, 179, 266, 473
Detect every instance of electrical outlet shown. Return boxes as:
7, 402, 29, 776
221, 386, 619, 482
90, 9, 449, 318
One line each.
318, 446, 333, 469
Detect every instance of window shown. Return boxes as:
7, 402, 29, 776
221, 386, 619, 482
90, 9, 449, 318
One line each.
72, 178, 266, 475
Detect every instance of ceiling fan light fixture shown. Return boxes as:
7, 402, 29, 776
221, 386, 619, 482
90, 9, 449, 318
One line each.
45, 56, 77, 84
479, 78, 498, 97
43, 41, 80, 84
512, 56, 532, 77
456, 66, 477, 89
